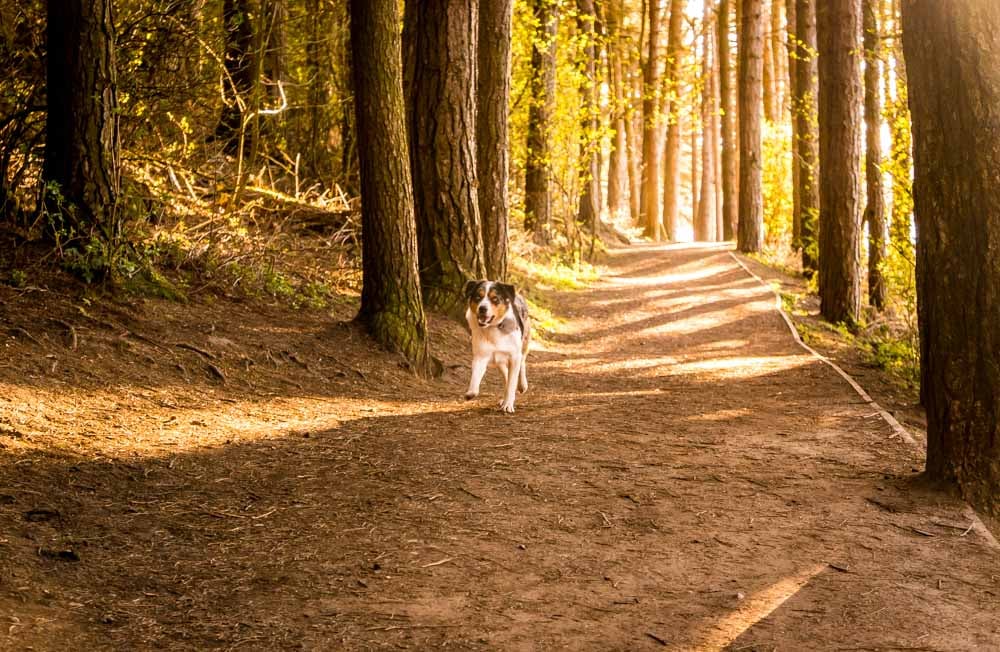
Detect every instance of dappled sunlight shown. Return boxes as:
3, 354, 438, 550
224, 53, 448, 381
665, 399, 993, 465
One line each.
0, 383, 465, 459
561, 353, 813, 380
606, 262, 737, 287
692, 564, 827, 651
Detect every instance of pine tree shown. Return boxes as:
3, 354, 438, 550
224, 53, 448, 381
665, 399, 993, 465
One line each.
902, 0, 1000, 517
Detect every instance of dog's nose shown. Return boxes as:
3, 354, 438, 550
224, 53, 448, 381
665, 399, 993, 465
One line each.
478, 305, 488, 314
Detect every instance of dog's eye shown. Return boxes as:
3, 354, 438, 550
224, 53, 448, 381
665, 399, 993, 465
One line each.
490, 297, 500, 305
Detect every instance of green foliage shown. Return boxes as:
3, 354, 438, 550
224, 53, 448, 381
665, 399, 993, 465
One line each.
6, 269, 27, 288
761, 122, 794, 252
866, 326, 919, 389
512, 252, 601, 292
511, 0, 611, 254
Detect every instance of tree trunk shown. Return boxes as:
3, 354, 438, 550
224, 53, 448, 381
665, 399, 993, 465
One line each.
640, 0, 664, 239
44, 0, 120, 265
335, 5, 359, 194
863, 0, 886, 310
404, 0, 486, 315
785, 0, 799, 247
213, 0, 255, 151
713, 15, 724, 241
524, 0, 559, 244
477, 0, 513, 280
817, 0, 862, 325
718, 0, 738, 240
762, 1, 777, 123
261, 0, 286, 104
660, 0, 686, 241
902, 0, 1000, 518
772, 0, 787, 115
576, 0, 601, 240
626, 58, 643, 224
304, 0, 333, 182
696, 10, 717, 242
605, 0, 630, 219
887, 0, 913, 266
349, 0, 433, 376
737, 0, 764, 252
794, 0, 818, 275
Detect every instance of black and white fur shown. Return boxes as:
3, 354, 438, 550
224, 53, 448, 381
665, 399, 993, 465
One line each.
463, 280, 531, 414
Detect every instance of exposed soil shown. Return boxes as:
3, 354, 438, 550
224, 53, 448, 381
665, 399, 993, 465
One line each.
1, 243, 998, 651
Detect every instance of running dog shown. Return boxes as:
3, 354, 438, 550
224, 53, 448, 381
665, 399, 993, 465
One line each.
463, 280, 531, 413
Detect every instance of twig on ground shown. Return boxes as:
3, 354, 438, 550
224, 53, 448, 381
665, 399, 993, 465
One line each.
458, 487, 484, 501
420, 557, 454, 568
645, 632, 668, 646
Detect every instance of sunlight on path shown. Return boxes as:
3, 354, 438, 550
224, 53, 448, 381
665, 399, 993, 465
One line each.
691, 564, 827, 651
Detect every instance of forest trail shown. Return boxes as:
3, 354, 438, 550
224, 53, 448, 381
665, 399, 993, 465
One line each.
3, 243, 999, 651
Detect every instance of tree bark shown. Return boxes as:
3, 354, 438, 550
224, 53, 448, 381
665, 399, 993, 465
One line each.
477, 0, 513, 280
817, 0, 862, 324
718, 0, 738, 240
44, 0, 121, 263
902, 0, 1000, 517
349, 0, 433, 376
640, 0, 664, 239
737, 0, 764, 252
863, 0, 886, 310
524, 0, 559, 244
794, 0, 818, 275
404, 0, 486, 315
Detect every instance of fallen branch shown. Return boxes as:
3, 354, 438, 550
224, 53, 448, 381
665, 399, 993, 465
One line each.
51, 319, 78, 350
177, 342, 216, 359
7, 326, 41, 346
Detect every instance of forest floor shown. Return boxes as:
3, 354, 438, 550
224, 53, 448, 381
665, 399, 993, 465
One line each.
1, 242, 998, 651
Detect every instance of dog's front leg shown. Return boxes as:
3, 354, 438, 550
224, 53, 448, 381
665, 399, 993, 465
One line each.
499, 354, 522, 414
465, 356, 489, 400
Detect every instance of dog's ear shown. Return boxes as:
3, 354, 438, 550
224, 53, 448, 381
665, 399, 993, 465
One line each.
496, 283, 517, 302
463, 279, 481, 299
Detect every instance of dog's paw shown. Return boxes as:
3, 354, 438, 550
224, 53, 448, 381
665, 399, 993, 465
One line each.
464, 391, 479, 401
518, 381, 528, 394
498, 400, 515, 414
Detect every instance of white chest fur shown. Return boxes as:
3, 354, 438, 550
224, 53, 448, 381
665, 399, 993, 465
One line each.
467, 311, 521, 364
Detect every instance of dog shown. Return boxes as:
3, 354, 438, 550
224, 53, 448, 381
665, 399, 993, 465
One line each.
463, 280, 531, 413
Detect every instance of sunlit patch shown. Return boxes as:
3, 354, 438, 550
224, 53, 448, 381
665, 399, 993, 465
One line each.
667, 355, 814, 378
693, 564, 827, 650
684, 408, 752, 422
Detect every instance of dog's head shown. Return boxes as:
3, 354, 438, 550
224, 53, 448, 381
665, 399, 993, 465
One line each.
464, 279, 517, 328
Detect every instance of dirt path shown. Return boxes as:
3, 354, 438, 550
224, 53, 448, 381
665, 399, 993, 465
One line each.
2, 243, 998, 651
